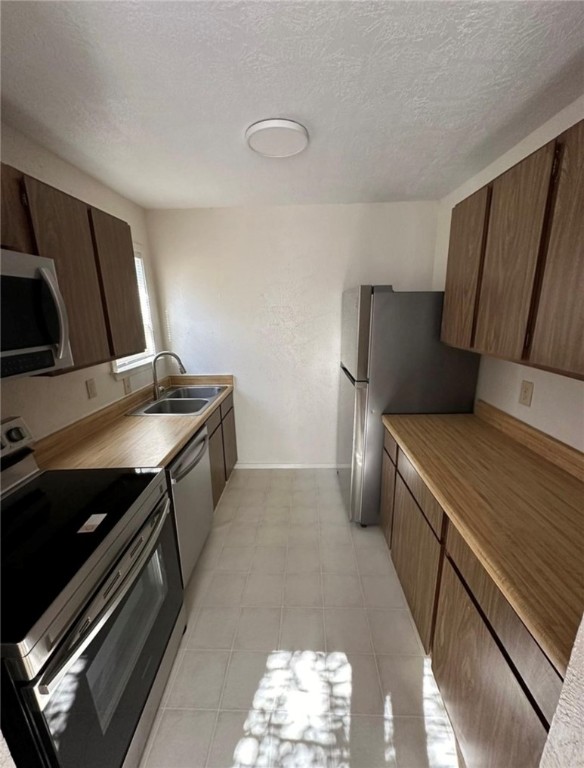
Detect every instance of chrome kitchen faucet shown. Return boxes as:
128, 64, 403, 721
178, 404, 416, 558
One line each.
152, 351, 186, 399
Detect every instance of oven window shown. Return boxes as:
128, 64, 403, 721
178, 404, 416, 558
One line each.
86, 549, 168, 733
1, 276, 59, 350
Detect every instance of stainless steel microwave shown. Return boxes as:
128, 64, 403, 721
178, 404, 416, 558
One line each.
1, 249, 74, 377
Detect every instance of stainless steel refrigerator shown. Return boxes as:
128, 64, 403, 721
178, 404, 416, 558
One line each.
337, 286, 480, 525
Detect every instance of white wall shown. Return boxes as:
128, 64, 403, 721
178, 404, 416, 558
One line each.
432, 96, 584, 451
0, 124, 163, 439
147, 203, 438, 465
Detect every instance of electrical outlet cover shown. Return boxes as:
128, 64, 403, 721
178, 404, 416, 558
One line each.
519, 380, 534, 407
85, 379, 97, 399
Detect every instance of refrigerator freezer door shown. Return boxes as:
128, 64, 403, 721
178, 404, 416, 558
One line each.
340, 286, 373, 381
337, 365, 368, 523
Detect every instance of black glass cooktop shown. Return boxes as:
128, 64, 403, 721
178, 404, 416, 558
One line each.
1, 468, 160, 645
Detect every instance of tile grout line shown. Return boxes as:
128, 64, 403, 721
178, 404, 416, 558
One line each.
200, 483, 242, 768
203, 487, 252, 768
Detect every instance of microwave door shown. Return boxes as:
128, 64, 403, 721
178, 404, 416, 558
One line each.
1, 249, 74, 376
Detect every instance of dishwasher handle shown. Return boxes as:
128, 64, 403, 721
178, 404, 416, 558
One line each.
171, 432, 209, 484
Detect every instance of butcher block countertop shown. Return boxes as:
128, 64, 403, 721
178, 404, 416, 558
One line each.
382, 406, 584, 677
37, 375, 234, 470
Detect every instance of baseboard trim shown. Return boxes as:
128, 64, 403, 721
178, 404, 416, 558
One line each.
235, 463, 340, 470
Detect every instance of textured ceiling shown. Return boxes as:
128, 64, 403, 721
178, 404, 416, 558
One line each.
2, 1, 584, 208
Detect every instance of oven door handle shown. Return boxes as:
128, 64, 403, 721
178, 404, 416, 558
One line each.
39, 266, 70, 361
32, 499, 171, 707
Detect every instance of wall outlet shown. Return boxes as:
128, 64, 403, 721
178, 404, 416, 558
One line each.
123, 377, 132, 395
85, 378, 97, 400
519, 380, 534, 407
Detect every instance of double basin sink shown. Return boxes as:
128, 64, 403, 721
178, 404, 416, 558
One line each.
131, 386, 227, 416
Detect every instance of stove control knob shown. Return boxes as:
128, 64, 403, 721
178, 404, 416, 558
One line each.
6, 427, 26, 443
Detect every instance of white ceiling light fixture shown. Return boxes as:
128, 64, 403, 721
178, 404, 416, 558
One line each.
245, 118, 309, 158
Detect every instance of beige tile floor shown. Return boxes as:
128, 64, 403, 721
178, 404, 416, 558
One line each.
140, 469, 463, 768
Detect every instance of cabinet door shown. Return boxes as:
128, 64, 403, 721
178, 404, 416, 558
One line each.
379, 449, 396, 547
24, 177, 111, 368
397, 450, 444, 539
1, 164, 36, 253
529, 121, 584, 376
209, 425, 226, 508
441, 186, 491, 349
222, 407, 238, 481
446, 525, 562, 725
433, 560, 547, 768
89, 208, 146, 359
391, 475, 441, 652
474, 142, 555, 360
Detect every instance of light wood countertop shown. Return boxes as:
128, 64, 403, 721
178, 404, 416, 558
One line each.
382, 411, 584, 677
38, 376, 234, 470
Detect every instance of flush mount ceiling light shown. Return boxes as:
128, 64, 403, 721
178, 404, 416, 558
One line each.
245, 119, 309, 157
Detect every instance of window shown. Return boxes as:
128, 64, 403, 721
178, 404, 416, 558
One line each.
112, 253, 156, 374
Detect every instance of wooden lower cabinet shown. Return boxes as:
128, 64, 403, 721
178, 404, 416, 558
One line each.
433, 560, 547, 768
446, 525, 562, 725
222, 407, 238, 481
379, 448, 396, 546
391, 475, 442, 652
397, 450, 444, 538
208, 423, 226, 508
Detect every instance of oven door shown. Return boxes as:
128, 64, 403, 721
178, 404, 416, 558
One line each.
23, 498, 182, 768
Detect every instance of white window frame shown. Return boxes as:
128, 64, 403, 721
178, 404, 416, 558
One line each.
111, 252, 157, 377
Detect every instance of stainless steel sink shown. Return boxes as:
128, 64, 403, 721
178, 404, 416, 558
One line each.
163, 386, 226, 399
129, 384, 227, 416
134, 398, 209, 416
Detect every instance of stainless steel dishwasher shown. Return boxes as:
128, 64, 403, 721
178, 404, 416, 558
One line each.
168, 426, 214, 586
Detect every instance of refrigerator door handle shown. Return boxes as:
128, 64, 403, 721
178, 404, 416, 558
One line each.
340, 364, 356, 385
349, 381, 368, 522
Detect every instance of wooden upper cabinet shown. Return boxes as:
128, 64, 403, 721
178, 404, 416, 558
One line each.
474, 142, 556, 360
1, 164, 36, 253
529, 120, 584, 376
24, 177, 111, 368
441, 186, 491, 349
89, 208, 146, 359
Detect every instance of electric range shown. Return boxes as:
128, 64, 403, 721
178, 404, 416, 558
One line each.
1, 418, 186, 768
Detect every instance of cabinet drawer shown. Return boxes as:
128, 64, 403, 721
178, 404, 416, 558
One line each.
397, 450, 444, 539
391, 475, 442, 652
383, 429, 398, 465
446, 525, 562, 724
206, 407, 221, 436
433, 559, 547, 768
220, 392, 234, 419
